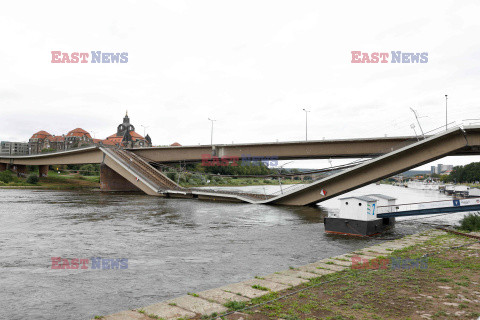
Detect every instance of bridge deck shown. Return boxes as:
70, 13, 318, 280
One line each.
2, 126, 480, 206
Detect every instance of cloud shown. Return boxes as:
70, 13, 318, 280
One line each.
2, 0, 480, 170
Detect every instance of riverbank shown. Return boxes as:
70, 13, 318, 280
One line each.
0, 172, 99, 190
98, 229, 480, 320
0, 170, 305, 190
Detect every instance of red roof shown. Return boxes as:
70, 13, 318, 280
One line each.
106, 131, 145, 141
100, 139, 118, 146
170, 142, 182, 146
67, 128, 92, 138
51, 136, 65, 142
130, 131, 144, 139
30, 130, 53, 140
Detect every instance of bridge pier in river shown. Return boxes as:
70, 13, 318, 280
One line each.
99, 163, 141, 192
12, 164, 27, 177
39, 165, 49, 177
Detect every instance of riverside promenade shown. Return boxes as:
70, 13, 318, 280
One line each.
97, 228, 480, 320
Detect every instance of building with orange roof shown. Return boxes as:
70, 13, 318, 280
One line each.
29, 128, 93, 154
27, 112, 152, 154
29, 130, 54, 154
102, 112, 152, 148
65, 128, 93, 149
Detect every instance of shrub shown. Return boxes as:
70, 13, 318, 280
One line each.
0, 170, 14, 183
459, 213, 480, 231
79, 164, 99, 176
26, 174, 39, 184
166, 172, 178, 182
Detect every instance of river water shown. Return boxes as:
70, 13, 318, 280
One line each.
0, 184, 468, 319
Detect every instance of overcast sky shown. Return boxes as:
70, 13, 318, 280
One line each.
1, 0, 480, 169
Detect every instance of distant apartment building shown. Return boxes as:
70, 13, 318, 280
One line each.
0, 141, 29, 155
431, 164, 454, 174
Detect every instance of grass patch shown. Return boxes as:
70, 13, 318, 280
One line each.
219, 233, 480, 320
252, 285, 269, 291
224, 300, 247, 311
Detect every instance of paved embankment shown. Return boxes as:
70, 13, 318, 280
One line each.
97, 229, 479, 320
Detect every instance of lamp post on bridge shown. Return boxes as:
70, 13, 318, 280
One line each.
141, 125, 150, 137
445, 94, 448, 131
278, 161, 293, 194
410, 124, 420, 141
410, 107, 425, 139
302, 108, 310, 141
208, 118, 216, 146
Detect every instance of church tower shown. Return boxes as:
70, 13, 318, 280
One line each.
117, 111, 135, 136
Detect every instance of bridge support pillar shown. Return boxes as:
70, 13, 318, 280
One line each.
0, 163, 6, 171
100, 163, 140, 192
39, 165, 49, 177
13, 164, 27, 177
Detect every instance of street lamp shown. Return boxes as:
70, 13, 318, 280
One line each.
277, 161, 293, 194
141, 125, 150, 137
208, 118, 216, 146
410, 107, 425, 138
445, 95, 448, 131
302, 108, 310, 141
410, 124, 420, 141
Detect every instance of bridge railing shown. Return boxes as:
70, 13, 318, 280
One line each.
377, 197, 480, 215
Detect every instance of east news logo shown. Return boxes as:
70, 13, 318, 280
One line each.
51, 257, 128, 269
51, 51, 128, 63
351, 51, 428, 63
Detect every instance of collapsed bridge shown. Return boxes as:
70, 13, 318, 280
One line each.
1, 126, 480, 206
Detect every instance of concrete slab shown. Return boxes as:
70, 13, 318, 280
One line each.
356, 250, 390, 256
197, 288, 250, 305
310, 262, 346, 272
220, 283, 269, 299
362, 247, 393, 254
242, 278, 291, 292
374, 245, 406, 251
297, 264, 337, 275
353, 254, 384, 262
141, 303, 196, 320
277, 269, 320, 279
262, 273, 309, 286
101, 310, 150, 320
166, 295, 228, 315
322, 258, 352, 266
393, 241, 417, 247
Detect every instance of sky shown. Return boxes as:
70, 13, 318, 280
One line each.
1, 0, 480, 169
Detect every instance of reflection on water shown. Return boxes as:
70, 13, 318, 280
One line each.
0, 184, 462, 320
